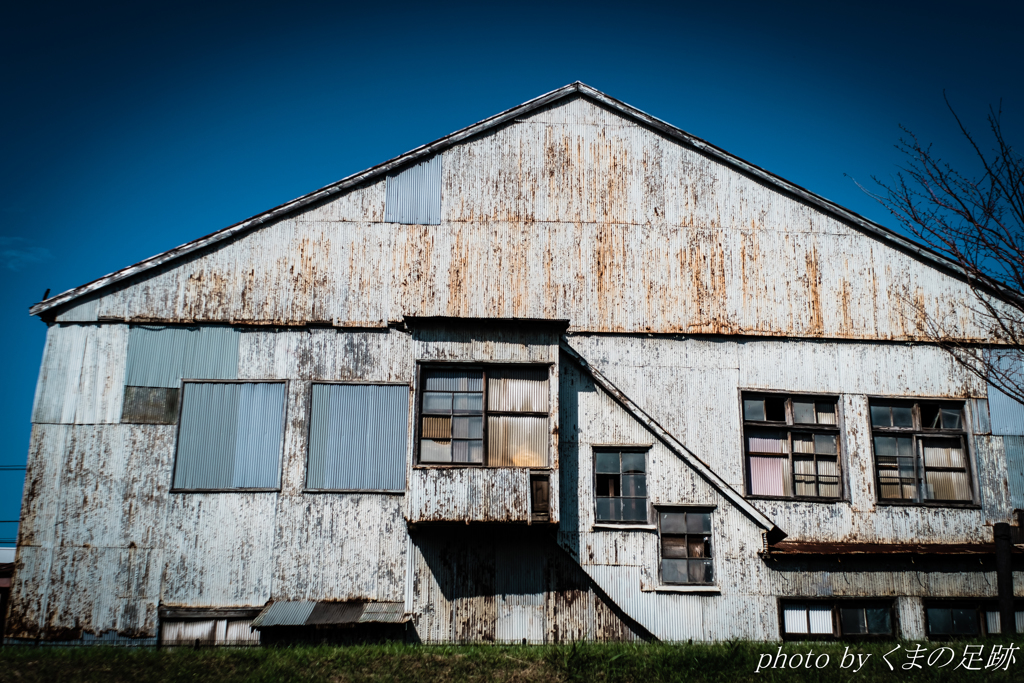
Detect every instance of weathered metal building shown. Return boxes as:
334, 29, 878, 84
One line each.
6, 83, 1024, 645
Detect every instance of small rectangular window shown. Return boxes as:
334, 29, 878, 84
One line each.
172, 382, 286, 491
742, 393, 841, 500
869, 400, 972, 504
594, 449, 648, 523
417, 365, 549, 467
925, 600, 1024, 638
306, 383, 409, 491
658, 510, 713, 585
781, 600, 894, 639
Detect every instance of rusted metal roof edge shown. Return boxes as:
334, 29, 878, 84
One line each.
559, 336, 781, 536
31, 80, 1017, 318
767, 541, 1022, 556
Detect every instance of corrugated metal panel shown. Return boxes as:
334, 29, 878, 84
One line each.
357, 601, 407, 623
1005, 437, 1024, 510
384, 155, 441, 225
407, 467, 532, 523
251, 601, 316, 627
306, 601, 364, 625
487, 368, 549, 412
125, 325, 239, 389
173, 382, 284, 489
488, 416, 549, 467
307, 383, 409, 491
990, 387, 1024, 436
971, 398, 991, 435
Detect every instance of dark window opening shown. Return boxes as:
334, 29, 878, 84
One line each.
594, 449, 647, 523
659, 510, 713, 585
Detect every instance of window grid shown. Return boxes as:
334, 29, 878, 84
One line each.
924, 601, 1024, 638
781, 600, 894, 640
869, 401, 972, 504
658, 510, 713, 585
417, 364, 550, 467
594, 449, 648, 524
742, 393, 841, 501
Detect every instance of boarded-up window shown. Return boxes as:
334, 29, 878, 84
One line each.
160, 619, 260, 646
306, 383, 409, 491
172, 382, 285, 490
384, 156, 441, 225
121, 325, 240, 424
870, 400, 972, 504
417, 365, 549, 467
742, 393, 841, 500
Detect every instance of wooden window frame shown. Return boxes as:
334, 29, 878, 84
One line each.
868, 399, 975, 507
779, 599, 897, 641
413, 362, 551, 468
741, 392, 843, 502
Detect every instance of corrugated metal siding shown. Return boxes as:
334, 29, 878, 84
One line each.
61, 96, 993, 344
1005, 437, 1024, 510
407, 467, 532, 523
384, 155, 441, 225
32, 324, 128, 425
990, 387, 1024, 436
173, 382, 285, 489
125, 325, 240, 389
307, 383, 409, 491
159, 619, 261, 645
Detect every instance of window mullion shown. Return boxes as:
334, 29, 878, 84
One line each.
482, 367, 488, 467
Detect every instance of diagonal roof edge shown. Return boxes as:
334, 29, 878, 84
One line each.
559, 336, 783, 540
29, 81, 1019, 317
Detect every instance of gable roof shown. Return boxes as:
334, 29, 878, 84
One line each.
28, 82, 1005, 318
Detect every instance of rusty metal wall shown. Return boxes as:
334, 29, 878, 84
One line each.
50, 97, 992, 344
408, 526, 641, 643
1005, 436, 1024, 510
556, 342, 1021, 642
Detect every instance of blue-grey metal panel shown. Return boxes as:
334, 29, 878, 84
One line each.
1005, 436, 1024, 511
307, 383, 409, 490
970, 398, 991, 435
173, 382, 284, 489
233, 382, 286, 488
384, 155, 441, 225
990, 385, 1024, 436
125, 326, 239, 389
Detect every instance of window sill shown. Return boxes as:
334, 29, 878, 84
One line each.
653, 585, 720, 594
592, 523, 656, 531
876, 500, 981, 510
745, 495, 846, 504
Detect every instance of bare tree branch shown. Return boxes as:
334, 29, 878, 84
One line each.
861, 96, 1024, 408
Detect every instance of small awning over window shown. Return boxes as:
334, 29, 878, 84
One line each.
250, 601, 407, 628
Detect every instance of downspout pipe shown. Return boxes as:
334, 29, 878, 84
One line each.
994, 522, 1016, 634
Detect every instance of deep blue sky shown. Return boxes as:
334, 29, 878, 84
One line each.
2, 0, 1022, 538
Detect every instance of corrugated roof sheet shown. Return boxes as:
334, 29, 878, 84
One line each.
251, 601, 407, 628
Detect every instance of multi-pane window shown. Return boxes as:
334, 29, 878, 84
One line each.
658, 510, 713, 585
417, 365, 549, 467
781, 601, 894, 639
925, 601, 1024, 638
742, 394, 841, 499
594, 450, 647, 523
869, 401, 972, 503
172, 381, 286, 490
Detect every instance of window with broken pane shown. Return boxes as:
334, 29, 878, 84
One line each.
742, 393, 841, 500
658, 510, 713, 585
594, 450, 648, 523
417, 365, 549, 467
869, 400, 972, 504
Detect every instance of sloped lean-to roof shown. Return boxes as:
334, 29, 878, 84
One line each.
29, 81, 1014, 318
